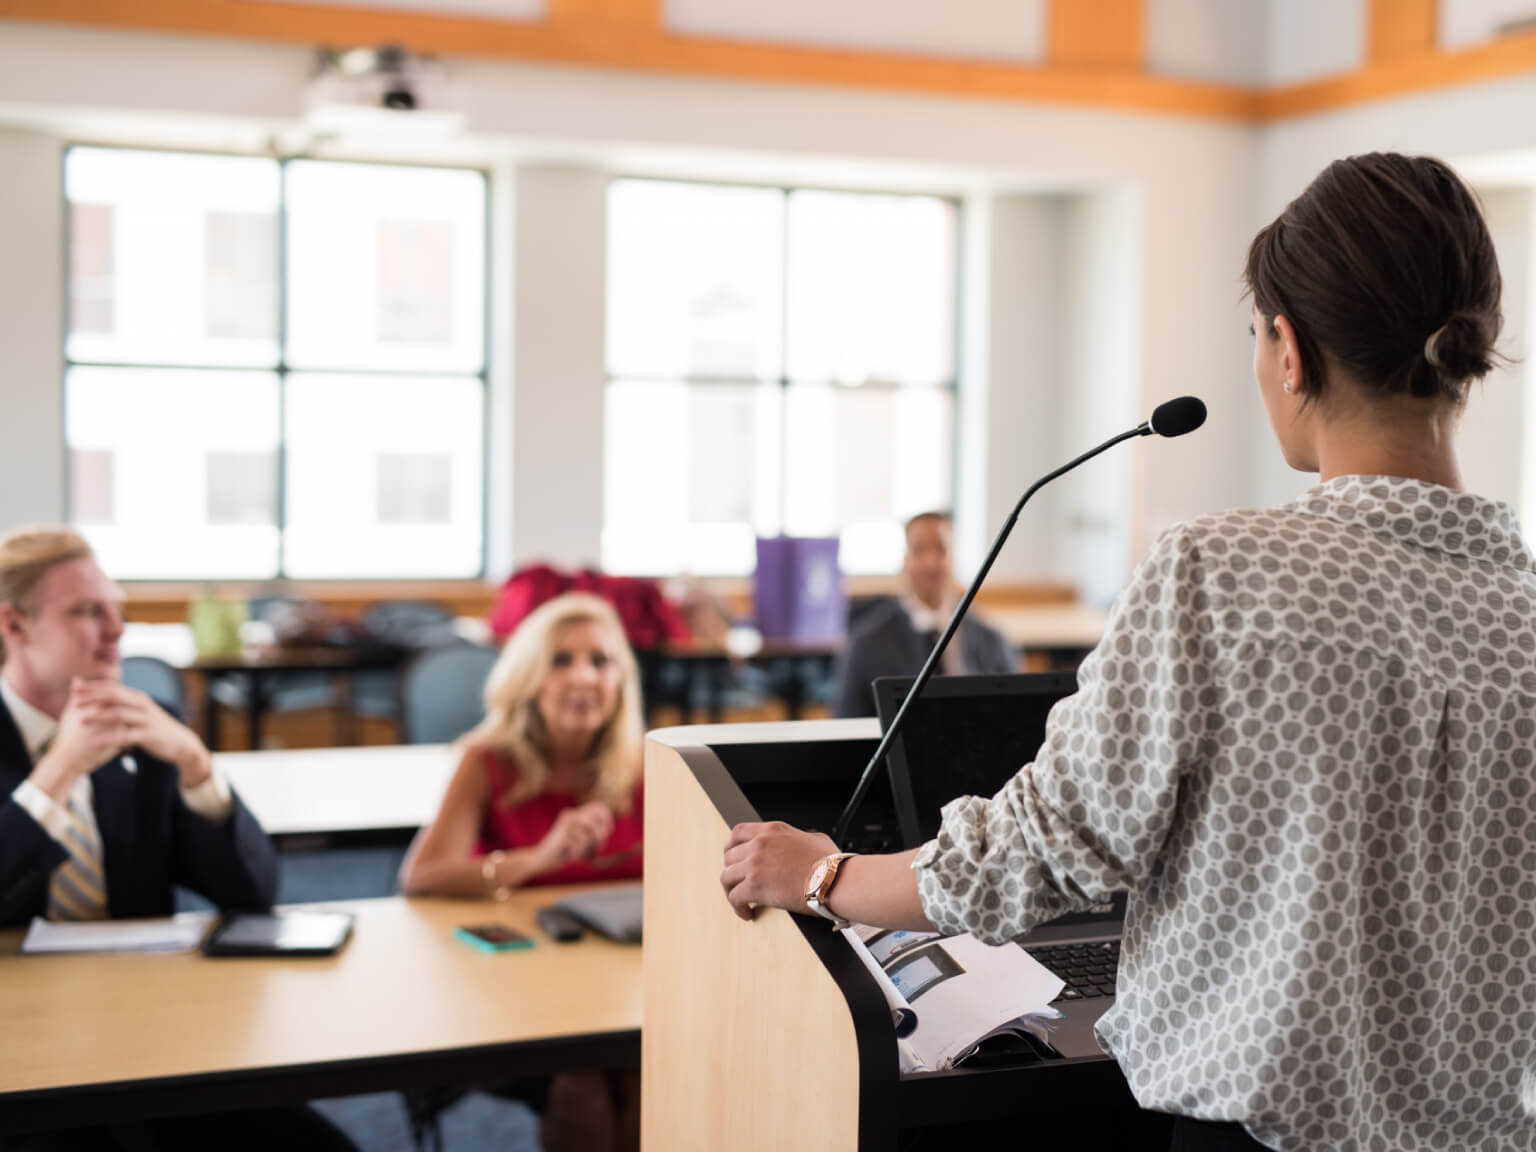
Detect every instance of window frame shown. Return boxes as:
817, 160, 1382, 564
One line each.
603, 174, 964, 577
60, 141, 493, 583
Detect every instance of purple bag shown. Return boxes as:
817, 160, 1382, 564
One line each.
754, 537, 847, 643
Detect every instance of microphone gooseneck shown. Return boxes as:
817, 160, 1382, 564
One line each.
829, 395, 1207, 849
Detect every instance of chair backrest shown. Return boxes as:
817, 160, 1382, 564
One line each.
121, 655, 188, 720
362, 599, 456, 649
401, 643, 501, 745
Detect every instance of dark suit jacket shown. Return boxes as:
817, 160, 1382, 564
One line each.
0, 700, 279, 927
834, 597, 1017, 718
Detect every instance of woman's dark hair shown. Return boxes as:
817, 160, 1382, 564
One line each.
1244, 152, 1502, 404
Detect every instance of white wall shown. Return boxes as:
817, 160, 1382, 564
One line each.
1463, 188, 1532, 511
507, 165, 609, 572
663, 0, 1046, 62
1256, 71, 1536, 515
1266, 0, 1365, 86
0, 127, 65, 532
1060, 188, 1141, 607
1146, 0, 1267, 85
959, 193, 1069, 587
1441, 0, 1536, 48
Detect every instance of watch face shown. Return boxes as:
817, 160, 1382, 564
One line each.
806, 860, 829, 897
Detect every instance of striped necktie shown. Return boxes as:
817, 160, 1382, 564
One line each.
37, 739, 109, 921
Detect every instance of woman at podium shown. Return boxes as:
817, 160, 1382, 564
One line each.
722, 153, 1536, 1152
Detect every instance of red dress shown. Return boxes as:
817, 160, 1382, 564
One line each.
477, 750, 644, 887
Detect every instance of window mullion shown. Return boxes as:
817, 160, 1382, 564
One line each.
276, 156, 290, 579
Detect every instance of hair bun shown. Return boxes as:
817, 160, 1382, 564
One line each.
1424, 310, 1495, 387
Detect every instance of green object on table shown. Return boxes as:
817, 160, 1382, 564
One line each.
189, 591, 246, 658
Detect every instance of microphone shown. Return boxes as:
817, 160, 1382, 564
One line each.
830, 395, 1207, 848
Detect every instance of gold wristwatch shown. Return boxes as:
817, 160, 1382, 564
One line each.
804, 852, 855, 930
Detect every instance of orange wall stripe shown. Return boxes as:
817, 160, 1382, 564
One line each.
1262, 25, 1536, 119
1367, 0, 1437, 64
0, 0, 1256, 122
1047, 0, 1143, 70
3, 0, 1535, 124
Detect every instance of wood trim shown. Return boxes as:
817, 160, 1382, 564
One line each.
5, 4, 1527, 150
119, 578, 1078, 626
1046, 0, 1143, 70
1367, 0, 1438, 65
1261, 26, 1536, 119
0, 0, 1258, 122
121, 581, 500, 624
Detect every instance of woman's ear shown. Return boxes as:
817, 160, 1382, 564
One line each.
1271, 314, 1306, 396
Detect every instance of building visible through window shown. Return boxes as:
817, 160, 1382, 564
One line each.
62, 147, 487, 580
604, 178, 957, 576
69, 203, 114, 334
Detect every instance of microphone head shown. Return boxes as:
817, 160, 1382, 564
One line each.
1148, 395, 1207, 438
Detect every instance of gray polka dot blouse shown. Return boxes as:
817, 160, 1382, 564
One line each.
914, 476, 1536, 1151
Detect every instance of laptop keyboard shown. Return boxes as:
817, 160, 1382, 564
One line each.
1025, 939, 1121, 1001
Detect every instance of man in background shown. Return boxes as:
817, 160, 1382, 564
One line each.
834, 511, 1015, 717
0, 526, 355, 1152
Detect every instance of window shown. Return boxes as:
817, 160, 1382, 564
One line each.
64, 147, 487, 580
604, 179, 957, 576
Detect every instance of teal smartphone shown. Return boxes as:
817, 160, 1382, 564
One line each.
453, 923, 535, 953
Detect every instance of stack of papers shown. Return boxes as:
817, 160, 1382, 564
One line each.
842, 924, 1065, 1073
21, 913, 215, 955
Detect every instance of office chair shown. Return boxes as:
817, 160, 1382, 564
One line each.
120, 655, 188, 721
351, 600, 457, 736
400, 643, 501, 745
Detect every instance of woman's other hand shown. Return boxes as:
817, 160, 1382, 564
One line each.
719, 822, 838, 922
537, 801, 616, 871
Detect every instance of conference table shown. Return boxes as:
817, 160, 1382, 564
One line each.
0, 885, 642, 1134
216, 743, 455, 847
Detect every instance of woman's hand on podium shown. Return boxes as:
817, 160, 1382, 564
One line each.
720, 822, 837, 921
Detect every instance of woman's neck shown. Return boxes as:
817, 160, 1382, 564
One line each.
1312, 387, 1464, 491
544, 736, 593, 790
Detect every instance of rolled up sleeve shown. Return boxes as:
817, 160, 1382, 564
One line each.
915, 525, 1215, 943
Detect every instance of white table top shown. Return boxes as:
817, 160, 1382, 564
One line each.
216, 743, 457, 836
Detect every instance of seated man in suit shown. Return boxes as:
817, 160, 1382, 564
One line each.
0, 527, 363, 1152
0, 527, 277, 925
835, 511, 1015, 717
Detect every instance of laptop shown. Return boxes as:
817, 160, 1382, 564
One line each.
556, 886, 643, 944
873, 672, 1126, 1060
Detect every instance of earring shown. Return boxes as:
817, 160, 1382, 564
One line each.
1283, 380, 1293, 394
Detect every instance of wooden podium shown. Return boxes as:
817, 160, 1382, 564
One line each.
642, 719, 1164, 1151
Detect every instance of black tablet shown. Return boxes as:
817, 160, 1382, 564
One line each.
202, 910, 356, 958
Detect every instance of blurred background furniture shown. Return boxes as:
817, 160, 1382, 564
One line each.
350, 600, 460, 736
202, 595, 347, 748
400, 643, 501, 745
119, 654, 188, 721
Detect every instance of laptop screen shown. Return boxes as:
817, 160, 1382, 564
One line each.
874, 671, 1079, 849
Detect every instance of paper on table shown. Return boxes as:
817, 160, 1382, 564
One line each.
21, 913, 216, 955
843, 924, 1066, 1073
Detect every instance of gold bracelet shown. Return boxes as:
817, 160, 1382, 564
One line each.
481, 850, 509, 901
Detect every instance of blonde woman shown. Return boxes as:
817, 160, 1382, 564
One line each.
399, 592, 644, 898
399, 593, 644, 1152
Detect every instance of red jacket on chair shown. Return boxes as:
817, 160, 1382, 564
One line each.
488, 564, 690, 651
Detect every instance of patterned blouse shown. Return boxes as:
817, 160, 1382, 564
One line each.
914, 476, 1536, 1151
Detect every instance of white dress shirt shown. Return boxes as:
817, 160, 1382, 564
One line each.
900, 595, 962, 675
